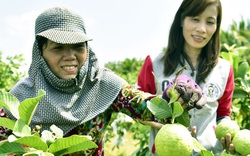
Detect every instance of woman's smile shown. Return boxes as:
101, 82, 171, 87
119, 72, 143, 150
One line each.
42, 40, 87, 79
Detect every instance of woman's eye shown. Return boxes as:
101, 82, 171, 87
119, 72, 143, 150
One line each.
53, 46, 63, 50
207, 20, 216, 25
192, 18, 199, 22
73, 44, 86, 51
75, 44, 85, 48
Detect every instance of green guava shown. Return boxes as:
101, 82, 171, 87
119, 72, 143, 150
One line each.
155, 123, 193, 156
232, 129, 250, 156
215, 120, 240, 140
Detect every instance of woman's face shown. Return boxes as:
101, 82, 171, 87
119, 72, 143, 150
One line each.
182, 4, 218, 53
42, 40, 88, 79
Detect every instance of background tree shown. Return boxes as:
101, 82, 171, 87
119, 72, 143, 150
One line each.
0, 52, 26, 92
105, 58, 144, 85
221, 18, 250, 63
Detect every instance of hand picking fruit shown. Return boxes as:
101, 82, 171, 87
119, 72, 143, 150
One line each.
162, 74, 207, 110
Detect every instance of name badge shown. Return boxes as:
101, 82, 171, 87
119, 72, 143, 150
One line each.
203, 83, 220, 102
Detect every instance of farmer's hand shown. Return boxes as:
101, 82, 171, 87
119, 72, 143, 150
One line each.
220, 133, 235, 154
162, 74, 206, 110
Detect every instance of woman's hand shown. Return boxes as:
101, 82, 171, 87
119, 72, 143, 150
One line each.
162, 74, 206, 110
220, 133, 235, 154
190, 126, 196, 137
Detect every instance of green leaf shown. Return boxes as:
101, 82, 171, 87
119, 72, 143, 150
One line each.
172, 102, 183, 119
49, 135, 98, 155
13, 135, 48, 152
168, 88, 178, 104
175, 109, 190, 127
199, 150, 214, 156
0, 91, 20, 119
0, 117, 15, 130
0, 141, 26, 155
19, 89, 46, 125
192, 137, 206, 153
233, 87, 248, 98
237, 61, 249, 79
146, 97, 172, 119
12, 119, 31, 137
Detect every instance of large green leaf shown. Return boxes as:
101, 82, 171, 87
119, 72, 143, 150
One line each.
0, 118, 15, 130
49, 135, 97, 155
146, 97, 172, 119
13, 135, 48, 152
233, 87, 248, 98
0, 91, 20, 119
19, 89, 46, 125
0, 141, 26, 156
175, 109, 190, 127
12, 119, 31, 137
238, 61, 249, 79
172, 102, 183, 119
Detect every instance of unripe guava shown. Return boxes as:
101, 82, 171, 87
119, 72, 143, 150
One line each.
215, 120, 240, 140
155, 123, 193, 156
232, 129, 250, 156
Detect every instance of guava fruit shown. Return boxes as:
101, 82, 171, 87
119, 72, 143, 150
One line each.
215, 120, 240, 140
232, 129, 250, 156
155, 123, 193, 156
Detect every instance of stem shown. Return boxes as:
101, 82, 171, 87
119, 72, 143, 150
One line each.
171, 116, 175, 124
173, 65, 187, 87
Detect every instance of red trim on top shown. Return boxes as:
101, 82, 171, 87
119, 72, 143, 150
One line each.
137, 55, 156, 94
217, 65, 235, 118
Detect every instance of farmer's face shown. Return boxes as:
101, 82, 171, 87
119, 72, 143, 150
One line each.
42, 40, 87, 79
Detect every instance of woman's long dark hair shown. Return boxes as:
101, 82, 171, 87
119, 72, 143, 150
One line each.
162, 0, 222, 84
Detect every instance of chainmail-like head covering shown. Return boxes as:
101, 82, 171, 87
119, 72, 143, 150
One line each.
10, 7, 127, 134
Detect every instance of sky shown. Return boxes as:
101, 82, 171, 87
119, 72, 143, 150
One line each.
0, 0, 250, 71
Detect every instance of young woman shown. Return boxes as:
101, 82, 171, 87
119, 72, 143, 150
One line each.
137, 0, 235, 155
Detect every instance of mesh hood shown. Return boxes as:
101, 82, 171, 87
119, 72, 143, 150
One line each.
10, 7, 127, 134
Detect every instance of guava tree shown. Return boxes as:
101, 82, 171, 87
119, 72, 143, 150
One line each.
0, 89, 97, 155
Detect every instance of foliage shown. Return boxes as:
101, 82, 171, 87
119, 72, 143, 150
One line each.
0, 89, 97, 155
221, 18, 250, 63
105, 58, 144, 85
104, 58, 152, 155
0, 52, 26, 92
220, 45, 250, 129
